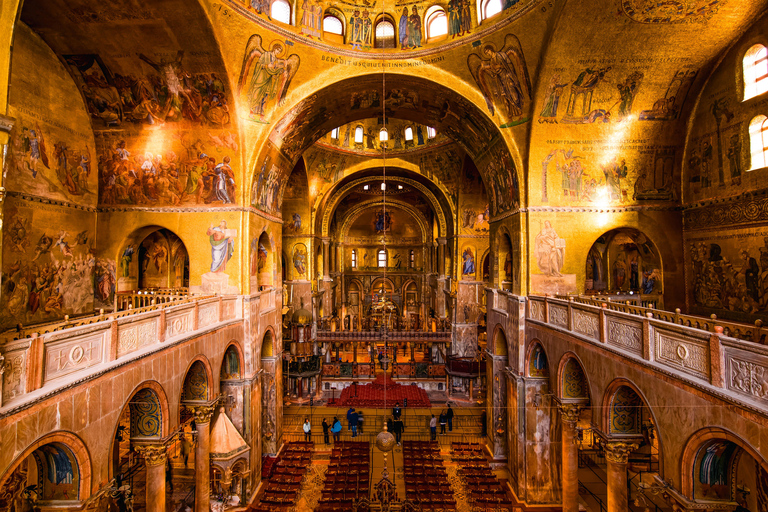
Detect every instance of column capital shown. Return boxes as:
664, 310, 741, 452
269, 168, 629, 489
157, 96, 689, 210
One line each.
189, 404, 215, 424
135, 444, 168, 466
603, 440, 639, 464
558, 403, 584, 425
321, 237, 331, 245
437, 237, 447, 245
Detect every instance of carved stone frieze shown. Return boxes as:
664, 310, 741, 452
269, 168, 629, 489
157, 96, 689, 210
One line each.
729, 357, 768, 399
166, 312, 192, 339
607, 318, 642, 354
529, 300, 545, 321
549, 305, 568, 328
574, 310, 599, 339
199, 304, 218, 328
655, 331, 709, 380
2, 351, 26, 403
44, 333, 105, 381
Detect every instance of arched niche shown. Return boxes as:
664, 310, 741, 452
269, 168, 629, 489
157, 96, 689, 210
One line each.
220, 342, 245, 434
117, 226, 189, 293
181, 359, 211, 402
526, 341, 549, 378
584, 228, 662, 299
682, 428, 768, 508
493, 326, 508, 357
0, 432, 92, 505
602, 381, 661, 473
557, 355, 590, 403
262, 330, 274, 358
108, 381, 170, 492
260, 329, 279, 456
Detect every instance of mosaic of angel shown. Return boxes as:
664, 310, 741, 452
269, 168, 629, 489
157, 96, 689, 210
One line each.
467, 34, 531, 120
238, 35, 300, 123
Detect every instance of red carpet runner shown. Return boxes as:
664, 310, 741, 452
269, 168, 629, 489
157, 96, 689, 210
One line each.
336, 374, 431, 408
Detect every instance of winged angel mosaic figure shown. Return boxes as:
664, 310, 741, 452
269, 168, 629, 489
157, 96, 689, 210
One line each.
467, 34, 531, 124
238, 35, 300, 123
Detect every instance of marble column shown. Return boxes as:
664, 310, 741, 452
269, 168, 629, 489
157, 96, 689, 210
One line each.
559, 404, 583, 512
322, 238, 330, 279
135, 444, 167, 512
489, 354, 507, 459
192, 405, 215, 512
437, 238, 447, 278
604, 441, 639, 512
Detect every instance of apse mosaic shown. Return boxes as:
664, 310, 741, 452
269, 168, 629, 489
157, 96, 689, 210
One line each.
609, 386, 642, 435
129, 388, 162, 438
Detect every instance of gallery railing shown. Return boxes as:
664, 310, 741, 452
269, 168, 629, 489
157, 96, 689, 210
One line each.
0, 292, 249, 410
115, 288, 190, 311
316, 330, 452, 342
559, 294, 768, 344
513, 294, 768, 414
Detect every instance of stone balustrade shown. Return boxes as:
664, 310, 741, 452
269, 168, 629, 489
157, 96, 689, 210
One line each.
316, 330, 452, 342
0, 293, 247, 411
513, 293, 768, 413
563, 294, 768, 344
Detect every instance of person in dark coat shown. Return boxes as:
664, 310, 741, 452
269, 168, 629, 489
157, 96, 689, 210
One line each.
393, 417, 404, 446
322, 418, 330, 445
357, 410, 364, 433
350, 410, 359, 437
387, 416, 394, 435
480, 410, 487, 437
347, 407, 355, 430
392, 402, 402, 420
439, 410, 447, 435
446, 404, 454, 432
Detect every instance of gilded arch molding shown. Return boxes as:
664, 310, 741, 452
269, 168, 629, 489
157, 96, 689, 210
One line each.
340, 198, 430, 243
321, 176, 447, 237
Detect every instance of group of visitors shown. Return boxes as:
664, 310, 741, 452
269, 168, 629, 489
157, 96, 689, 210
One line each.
430, 404, 454, 440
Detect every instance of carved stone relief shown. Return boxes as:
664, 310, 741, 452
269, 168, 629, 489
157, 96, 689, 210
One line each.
529, 300, 545, 321
549, 305, 568, 328
573, 310, 599, 339
607, 318, 642, 354
655, 331, 710, 380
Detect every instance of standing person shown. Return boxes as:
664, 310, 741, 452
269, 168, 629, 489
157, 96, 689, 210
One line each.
446, 403, 454, 432
387, 416, 394, 434
350, 409, 359, 438
377, 349, 384, 369
303, 418, 312, 442
429, 414, 437, 441
393, 417, 404, 446
347, 407, 355, 430
332, 417, 342, 443
439, 410, 447, 435
322, 418, 330, 445
392, 402, 402, 420
166, 458, 174, 492
180, 434, 192, 467
357, 410, 364, 433
480, 410, 487, 437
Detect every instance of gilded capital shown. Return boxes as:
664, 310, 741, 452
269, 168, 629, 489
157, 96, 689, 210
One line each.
558, 403, 583, 425
135, 444, 167, 466
603, 441, 639, 464
190, 405, 215, 424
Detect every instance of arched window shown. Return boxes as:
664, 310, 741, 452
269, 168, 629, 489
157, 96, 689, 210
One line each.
427, 126, 436, 139
271, 0, 291, 24
378, 249, 387, 268
380, 127, 389, 142
749, 115, 768, 170
331, 127, 340, 139
479, 0, 502, 22
355, 125, 364, 143
409, 250, 415, 268
744, 44, 768, 100
404, 126, 414, 141
425, 6, 447, 40
351, 249, 357, 268
323, 15, 343, 35
375, 20, 396, 49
